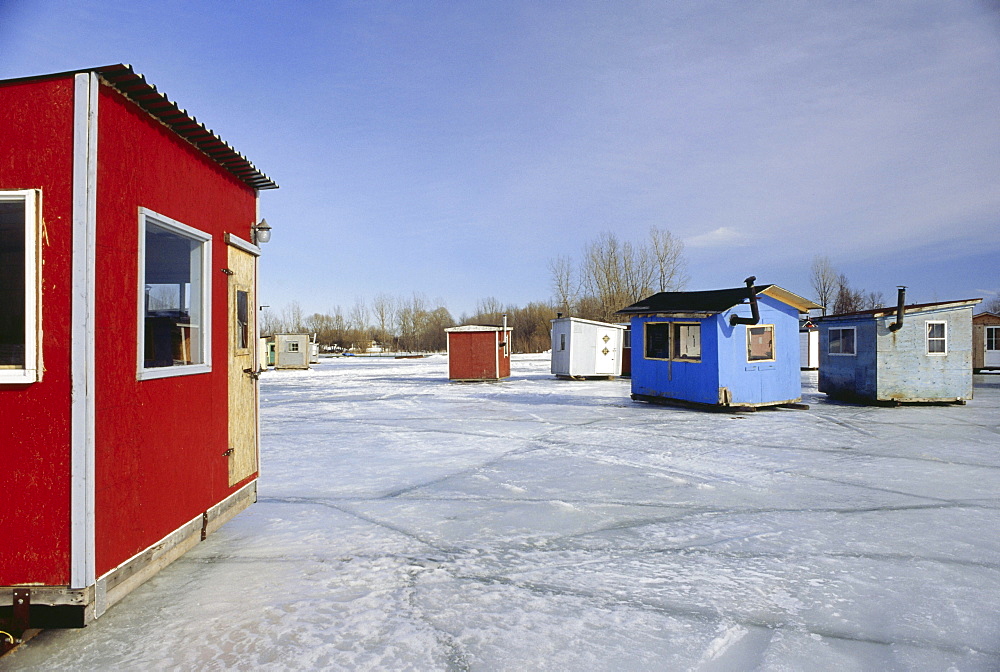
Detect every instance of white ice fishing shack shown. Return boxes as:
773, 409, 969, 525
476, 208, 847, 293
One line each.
272, 333, 311, 369
550, 317, 626, 379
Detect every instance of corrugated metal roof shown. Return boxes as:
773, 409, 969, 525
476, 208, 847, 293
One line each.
617, 284, 820, 316
0, 64, 277, 191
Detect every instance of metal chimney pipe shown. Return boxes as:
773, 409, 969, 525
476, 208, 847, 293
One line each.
888, 286, 906, 332
729, 276, 761, 326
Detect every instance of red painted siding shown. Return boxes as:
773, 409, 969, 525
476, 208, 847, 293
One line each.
93, 83, 258, 576
448, 330, 510, 380
0, 77, 76, 585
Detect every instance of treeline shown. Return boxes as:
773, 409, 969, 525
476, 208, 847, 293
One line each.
262, 228, 690, 353
261, 294, 565, 354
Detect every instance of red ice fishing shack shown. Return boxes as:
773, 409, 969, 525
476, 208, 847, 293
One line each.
445, 324, 512, 381
0, 65, 277, 631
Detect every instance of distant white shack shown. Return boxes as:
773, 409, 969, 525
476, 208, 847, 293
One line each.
550, 317, 626, 379
273, 333, 311, 370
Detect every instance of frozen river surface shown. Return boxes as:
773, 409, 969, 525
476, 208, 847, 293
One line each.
6, 354, 1000, 671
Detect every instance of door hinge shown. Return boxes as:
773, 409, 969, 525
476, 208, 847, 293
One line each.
223, 447, 234, 457
221, 268, 235, 275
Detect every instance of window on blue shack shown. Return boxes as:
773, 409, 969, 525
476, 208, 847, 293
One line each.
747, 325, 774, 361
645, 322, 701, 362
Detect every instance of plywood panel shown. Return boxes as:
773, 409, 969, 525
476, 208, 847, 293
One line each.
227, 245, 257, 485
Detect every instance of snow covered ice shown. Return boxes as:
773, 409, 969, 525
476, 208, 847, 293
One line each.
6, 354, 1000, 671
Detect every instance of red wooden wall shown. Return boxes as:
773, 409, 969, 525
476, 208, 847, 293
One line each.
93, 83, 258, 576
0, 73, 260, 586
448, 330, 510, 380
0, 77, 76, 586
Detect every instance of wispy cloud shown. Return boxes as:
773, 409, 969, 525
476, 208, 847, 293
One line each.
685, 227, 750, 249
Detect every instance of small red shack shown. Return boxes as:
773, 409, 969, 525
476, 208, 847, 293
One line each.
445, 325, 512, 381
0, 65, 277, 631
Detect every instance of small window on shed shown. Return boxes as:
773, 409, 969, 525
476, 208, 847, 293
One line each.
926, 321, 947, 355
559, 333, 566, 351
672, 323, 701, 361
829, 327, 856, 355
0, 190, 40, 384
747, 325, 774, 361
235, 289, 249, 350
288, 340, 300, 353
987, 326, 1000, 352
645, 323, 670, 360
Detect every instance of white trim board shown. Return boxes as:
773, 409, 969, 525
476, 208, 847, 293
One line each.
71, 71, 98, 589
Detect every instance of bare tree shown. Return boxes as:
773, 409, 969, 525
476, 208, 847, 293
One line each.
371, 293, 396, 348
259, 306, 280, 337
581, 232, 638, 322
473, 297, 505, 326
833, 273, 866, 315
864, 290, 885, 310
810, 256, 838, 315
986, 294, 1000, 314
548, 255, 577, 314
648, 227, 688, 292
281, 301, 304, 333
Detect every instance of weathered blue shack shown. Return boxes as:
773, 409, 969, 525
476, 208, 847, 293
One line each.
618, 277, 821, 410
816, 288, 980, 404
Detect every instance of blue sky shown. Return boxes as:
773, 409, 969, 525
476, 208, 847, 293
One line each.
3, 1, 998, 318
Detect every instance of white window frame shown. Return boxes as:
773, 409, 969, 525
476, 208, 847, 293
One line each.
747, 324, 776, 362
987, 326, 1000, 352
137, 208, 212, 380
672, 322, 701, 362
287, 341, 300, 353
0, 189, 41, 384
828, 326, 857, 356
926, 321, 947, 356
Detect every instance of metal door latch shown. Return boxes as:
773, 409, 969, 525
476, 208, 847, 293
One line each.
243, 367, 261, 380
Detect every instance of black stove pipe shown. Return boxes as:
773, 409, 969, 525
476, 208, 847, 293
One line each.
729, 276, 761, 326
888, 286, 906, 332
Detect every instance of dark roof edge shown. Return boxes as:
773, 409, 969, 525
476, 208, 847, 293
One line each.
1, 64, 277, 191
816, 298, 981, 320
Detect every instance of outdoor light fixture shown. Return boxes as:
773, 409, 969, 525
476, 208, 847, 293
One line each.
251, 218, 272, 244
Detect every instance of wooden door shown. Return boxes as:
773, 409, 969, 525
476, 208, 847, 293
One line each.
227, 243, 258, 485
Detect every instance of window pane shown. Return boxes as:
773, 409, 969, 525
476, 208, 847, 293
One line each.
829, 329, 842, 354
842, 328, 855, 354
987, 327, 999, 351
0, 200, 26, 368
144, 221, 204, 368
236, 290, 249, 349
673, 324, 701, 360
747, 326, 774, 361
926, 323, 946, 354
645, 323, 670, 359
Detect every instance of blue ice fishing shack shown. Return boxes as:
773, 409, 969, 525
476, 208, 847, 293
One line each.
617, 277, 821, 410
815, 287, 979, 404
